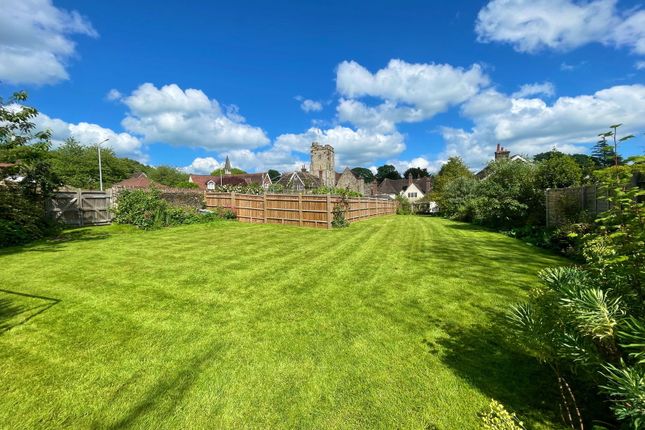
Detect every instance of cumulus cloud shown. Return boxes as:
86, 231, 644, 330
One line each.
120, 83, 270, 151
180, 157, 221, 174
336, 59, 489, 118
0, 0, 97, 85
388, 157, 444, 175
512, 82, 555, 98
476, 0, 645, 54
275, 126, 406, 167
448, 84, 645, 169
106, 89, 122, 101
296, 97, 323, 113
35, 113, 146, 161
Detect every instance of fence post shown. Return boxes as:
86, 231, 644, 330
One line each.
77, 188, 83, 227
263, 193, 267, 224
326, 194, 332, 229
298, 193, 303, 227
230, 192, 235, 213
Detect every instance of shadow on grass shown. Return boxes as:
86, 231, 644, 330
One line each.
426, 310, 564, 428
95, 342, 225, 430
0, 289, 60, 334
0, 227, 112, 256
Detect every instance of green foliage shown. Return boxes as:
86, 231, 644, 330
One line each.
214, 183, 264, 195
0, 92, 61, 246
311, 186, 362, 197
267, 183, 284, 193
375, 164, 401, 182
174, 181, 199, 189
535, 151, 582, 189
267, 169, 281, 182
431, 157, 473, 202
403, 167, 429, 179
331, 198, 350, 228
479, 400, 525, 430
509, 159, 645, 429
351, 167, 375, 183
211, 167, 246, 175
441, 160, 542, 229
148, 165, 189, 187
113, 189, 230, 230
49, 137, 148, 189
395, 194, 411, 214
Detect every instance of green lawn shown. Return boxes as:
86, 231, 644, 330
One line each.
0, 216, 567, 429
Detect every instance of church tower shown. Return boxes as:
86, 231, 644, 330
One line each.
224, 156, 232, 175
310, 142, 335, 187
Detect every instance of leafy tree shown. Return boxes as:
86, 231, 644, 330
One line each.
351, 167, 375, 183
211, 167, 246, 175
570, 153, 599, 181
148, 165, 189, 187
0, 91, 61, 245
267, 169, 281, 182
403, 167, 429, 179
50, 138, 138, 189
431, 157, 473, 201
175, 181, 199, 189
535, 151, 582, 190
375, 164, 401, 182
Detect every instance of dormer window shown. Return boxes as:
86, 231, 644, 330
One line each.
207, 181, 215, 190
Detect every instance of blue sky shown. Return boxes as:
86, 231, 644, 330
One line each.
1, 0, 644, 174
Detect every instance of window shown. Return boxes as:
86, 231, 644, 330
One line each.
207, 181, 215, 190
407, 192, 417, 198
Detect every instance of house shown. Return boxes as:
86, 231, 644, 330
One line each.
279, 143, 366, 194
475, 144, 529, 179
187, 155, 273, 190
275, 167, 322, 192
112, 172, 169, 189
375, 176, 433, 202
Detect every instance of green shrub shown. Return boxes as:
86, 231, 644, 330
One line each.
479, 400, 525, 430
331, 202, 350, 228
113, 188, 230, 230
395, 194, 411, 215
0, 185, 61, 247
311, 186, 362, 197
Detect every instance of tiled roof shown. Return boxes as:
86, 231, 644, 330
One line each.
113, 173, 170, 189
377, 177, 433, 195
189, 173, 268, 190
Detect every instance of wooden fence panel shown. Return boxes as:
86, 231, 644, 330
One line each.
47, 190, 113, 226
205, 192, 396, 229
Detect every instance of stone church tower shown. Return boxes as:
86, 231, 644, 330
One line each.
310, 142, 335, 187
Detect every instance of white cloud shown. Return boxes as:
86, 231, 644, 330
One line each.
180, 157, 221, 174
336, 98, 425, 133
121, 83, 270, 151
512, 82, 555, 98
336, 59, 489, 118
106, 89, 122, 101
388, 157, 444, 174
636, 61, 645, 70
476, 0, 645, 54
275, 126, 405, 167
448, 84, 645, 169
0, 0, 97, 85
35, 113, 146, 161
299, 98, 323, 112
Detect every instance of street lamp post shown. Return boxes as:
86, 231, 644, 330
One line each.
96, 138, 110, 191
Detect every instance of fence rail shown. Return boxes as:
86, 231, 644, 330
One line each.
205, 192, 397, 229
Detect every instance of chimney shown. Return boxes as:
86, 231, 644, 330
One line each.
408, 175, 414, 186
495, 144, 510, 161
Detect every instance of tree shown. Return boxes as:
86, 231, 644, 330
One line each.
211, 167, 246, 175
267, 169, 281, 182
0, 91, 61, 245
148, 165, 189, 187
50, 138, 139, 189
570, 154, 599, 181
351, 167, 375, 183
535, 151, 582, 190
431, 157, 473, 201
375, 164, 401, 182
403, 167, 429, 179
